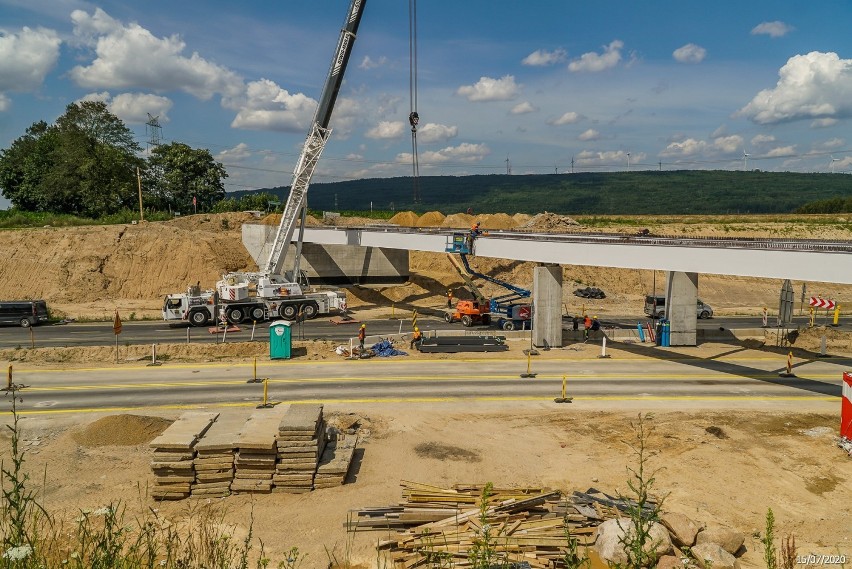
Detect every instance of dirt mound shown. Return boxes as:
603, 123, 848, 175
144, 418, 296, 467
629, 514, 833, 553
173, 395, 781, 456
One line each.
520, 211, 579, 231
389, 211, 419, 226
441, 213, 475, 229
415, 211, 446, 227
260, 213, 321, 226
72, 414, 173, 446
478, 213, 517, 230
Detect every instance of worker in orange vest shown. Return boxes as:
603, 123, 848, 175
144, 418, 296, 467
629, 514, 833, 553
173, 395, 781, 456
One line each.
447, 289, 454, 309
583, 315, 592, 340
410, 327, 422, 350
358, 323, 366, 352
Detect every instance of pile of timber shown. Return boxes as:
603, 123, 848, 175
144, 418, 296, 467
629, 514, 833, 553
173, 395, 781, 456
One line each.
314, 435, 358, 489
149, 412, 219, 501
350, 482, 653, 568
191, 413, 244, 498
273, 404, 326, 493
418, 335, 508, 353
231, 408, 286, 494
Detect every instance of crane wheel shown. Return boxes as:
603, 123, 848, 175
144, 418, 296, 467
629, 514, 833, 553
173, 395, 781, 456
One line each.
461, 315, 473, 327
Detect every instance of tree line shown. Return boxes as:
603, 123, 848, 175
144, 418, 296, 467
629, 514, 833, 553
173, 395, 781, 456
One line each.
0, 102, 235, 217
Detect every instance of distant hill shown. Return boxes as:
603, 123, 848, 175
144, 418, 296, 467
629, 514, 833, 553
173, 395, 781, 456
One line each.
232, 170, 852, 215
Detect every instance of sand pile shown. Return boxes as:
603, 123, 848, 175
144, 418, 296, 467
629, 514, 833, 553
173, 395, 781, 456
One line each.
73, 415, 174, 447
441, 213, 475, 229
416, 211, 446, 227
477, 213, 517, 230
520, 211, 579, 231
389, 211, 419, 226
260, 214, 322, 226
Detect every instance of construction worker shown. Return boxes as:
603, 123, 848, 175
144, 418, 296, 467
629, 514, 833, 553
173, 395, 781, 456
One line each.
572, 315, 579, 331
583, 315, 592, 340
590, 316, 600, 332
358, 323, 366, 352
447, 289, 454, 309
410, 327, 422, 350
470, 221, 483, 237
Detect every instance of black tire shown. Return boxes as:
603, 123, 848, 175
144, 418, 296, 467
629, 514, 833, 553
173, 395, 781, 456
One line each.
481, 314, 491, 325
19, 317, 32, 328
700, 310, 711, 319
444, 312, 453, 323
279, 304, 298, 320
189, 310, 209, 326
250, 306, 266, 321
461, 314, 473, 327
502, 320, 515, 331
226, 308, 244, 324
302, 301, 319, 319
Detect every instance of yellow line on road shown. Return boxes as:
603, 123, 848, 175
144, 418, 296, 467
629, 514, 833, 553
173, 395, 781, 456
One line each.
12, 394, 838, 416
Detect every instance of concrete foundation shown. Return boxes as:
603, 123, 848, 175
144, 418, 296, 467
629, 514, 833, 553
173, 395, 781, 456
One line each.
242, 224, 409, 285
533, 265, 563, 349
666, 271, 698, 346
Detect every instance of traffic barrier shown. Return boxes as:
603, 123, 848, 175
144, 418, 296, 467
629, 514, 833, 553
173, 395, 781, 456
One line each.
554, 375, 573, 403
842, 372, 852, 442
637, 323, 645, 342
778, 351, 796, 378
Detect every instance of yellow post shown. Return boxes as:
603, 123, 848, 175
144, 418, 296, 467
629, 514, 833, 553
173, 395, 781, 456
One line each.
561, 376, 566, 400
809, 307, 815, 327
254, 357, 257, 381
262, 377, 269, 406
392, 303, 395, 319
834, 305, 840, 326
787, 351, 793, 375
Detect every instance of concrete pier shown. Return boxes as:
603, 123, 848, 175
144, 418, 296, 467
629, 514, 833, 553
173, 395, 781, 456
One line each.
533, 265, 563, 349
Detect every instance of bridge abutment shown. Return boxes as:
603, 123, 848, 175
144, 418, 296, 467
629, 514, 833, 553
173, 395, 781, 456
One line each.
666, 271, 698, 346
533, 265, 563, 349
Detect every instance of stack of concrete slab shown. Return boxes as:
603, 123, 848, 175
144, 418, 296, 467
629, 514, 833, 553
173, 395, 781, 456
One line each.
314, 435, 358, 489
231, 408, 286, 494
272, 404, 326, 493
149, 412, 219, 500
191, 413, 246, 498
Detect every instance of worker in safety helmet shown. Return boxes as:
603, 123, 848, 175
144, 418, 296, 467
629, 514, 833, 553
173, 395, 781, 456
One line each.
410, 326, 423, 350
470, 221, 483, 237
590, 316, 601, 332
358, 323, 366, 352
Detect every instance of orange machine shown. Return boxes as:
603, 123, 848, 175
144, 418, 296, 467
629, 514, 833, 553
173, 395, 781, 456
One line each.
444, 299, 491, 327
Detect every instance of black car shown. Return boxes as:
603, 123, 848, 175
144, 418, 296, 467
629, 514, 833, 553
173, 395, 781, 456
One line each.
0, 300, 50, 327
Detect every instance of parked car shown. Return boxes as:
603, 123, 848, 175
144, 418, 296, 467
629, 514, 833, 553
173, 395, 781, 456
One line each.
0, 300, 50, 327
643, 295, 713, 319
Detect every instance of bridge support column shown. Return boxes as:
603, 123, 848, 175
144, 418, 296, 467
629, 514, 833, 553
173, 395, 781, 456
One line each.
533, 265, 563, 348
666, 271, 698, 346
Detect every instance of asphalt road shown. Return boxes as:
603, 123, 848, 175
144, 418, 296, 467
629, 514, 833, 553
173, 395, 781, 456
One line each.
10, 352, 848, 415
0, 314, 837, 349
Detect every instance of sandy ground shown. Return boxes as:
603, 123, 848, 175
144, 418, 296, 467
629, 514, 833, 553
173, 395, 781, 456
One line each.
5, 399, 851, 569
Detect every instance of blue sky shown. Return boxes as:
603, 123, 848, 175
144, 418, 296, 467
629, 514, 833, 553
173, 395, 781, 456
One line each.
1, 0, 851, 209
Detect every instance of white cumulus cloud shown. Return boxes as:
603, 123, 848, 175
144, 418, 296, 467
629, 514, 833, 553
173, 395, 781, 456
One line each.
230, 79, 316, 132
672, 43, 706, 64
751, 21, 794, 38
0, 26, 61, 95
216, 143, 252, 162
108, 92, 173, 124
397, 142, 490, 164
418, 123, 458, 144
811, 118, 839, 128
366, 120, 406, 139
456, 75, 520, 102
765, 145, 797, 157
69, 8, 244, 101
0, 94, 9, 112
660, 138, 708, 158
522, 48, 567, 66
713, 135, 744, 153
738, 52, 852, 125
359, 55, 387, 70
510, 101, 538, 115
549, 111, 582, 126
568, 40, 623, 72
751, 134, 776, 145
578, 129, 601, 141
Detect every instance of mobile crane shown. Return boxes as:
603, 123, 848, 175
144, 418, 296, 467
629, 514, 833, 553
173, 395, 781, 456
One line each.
162, 0, 366, 326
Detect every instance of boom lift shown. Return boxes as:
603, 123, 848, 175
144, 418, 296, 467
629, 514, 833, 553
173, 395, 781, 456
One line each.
162, 0, 366, 326
445, 232, 533, 330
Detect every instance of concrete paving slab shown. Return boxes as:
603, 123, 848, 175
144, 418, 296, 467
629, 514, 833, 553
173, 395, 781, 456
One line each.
150, 411, 219, 450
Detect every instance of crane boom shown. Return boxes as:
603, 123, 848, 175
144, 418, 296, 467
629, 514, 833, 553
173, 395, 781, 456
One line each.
263, 0, 367, 277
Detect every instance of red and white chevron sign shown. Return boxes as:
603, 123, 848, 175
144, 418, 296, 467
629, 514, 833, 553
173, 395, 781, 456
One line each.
809, 297, 836, 309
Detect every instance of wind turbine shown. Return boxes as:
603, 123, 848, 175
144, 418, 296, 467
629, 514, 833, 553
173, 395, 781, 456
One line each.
830, 156, 840, 173
742, 150, 750, 172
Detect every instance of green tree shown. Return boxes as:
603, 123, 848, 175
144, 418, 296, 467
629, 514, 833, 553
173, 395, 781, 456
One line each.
146, 142, 227, 213
0, 102, 143, 216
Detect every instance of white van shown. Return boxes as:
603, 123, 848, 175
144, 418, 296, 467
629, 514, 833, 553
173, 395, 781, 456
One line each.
644, 295, 713, 319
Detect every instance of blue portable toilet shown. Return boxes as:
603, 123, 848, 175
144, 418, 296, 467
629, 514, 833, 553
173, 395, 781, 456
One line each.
269, 321, 292, 360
